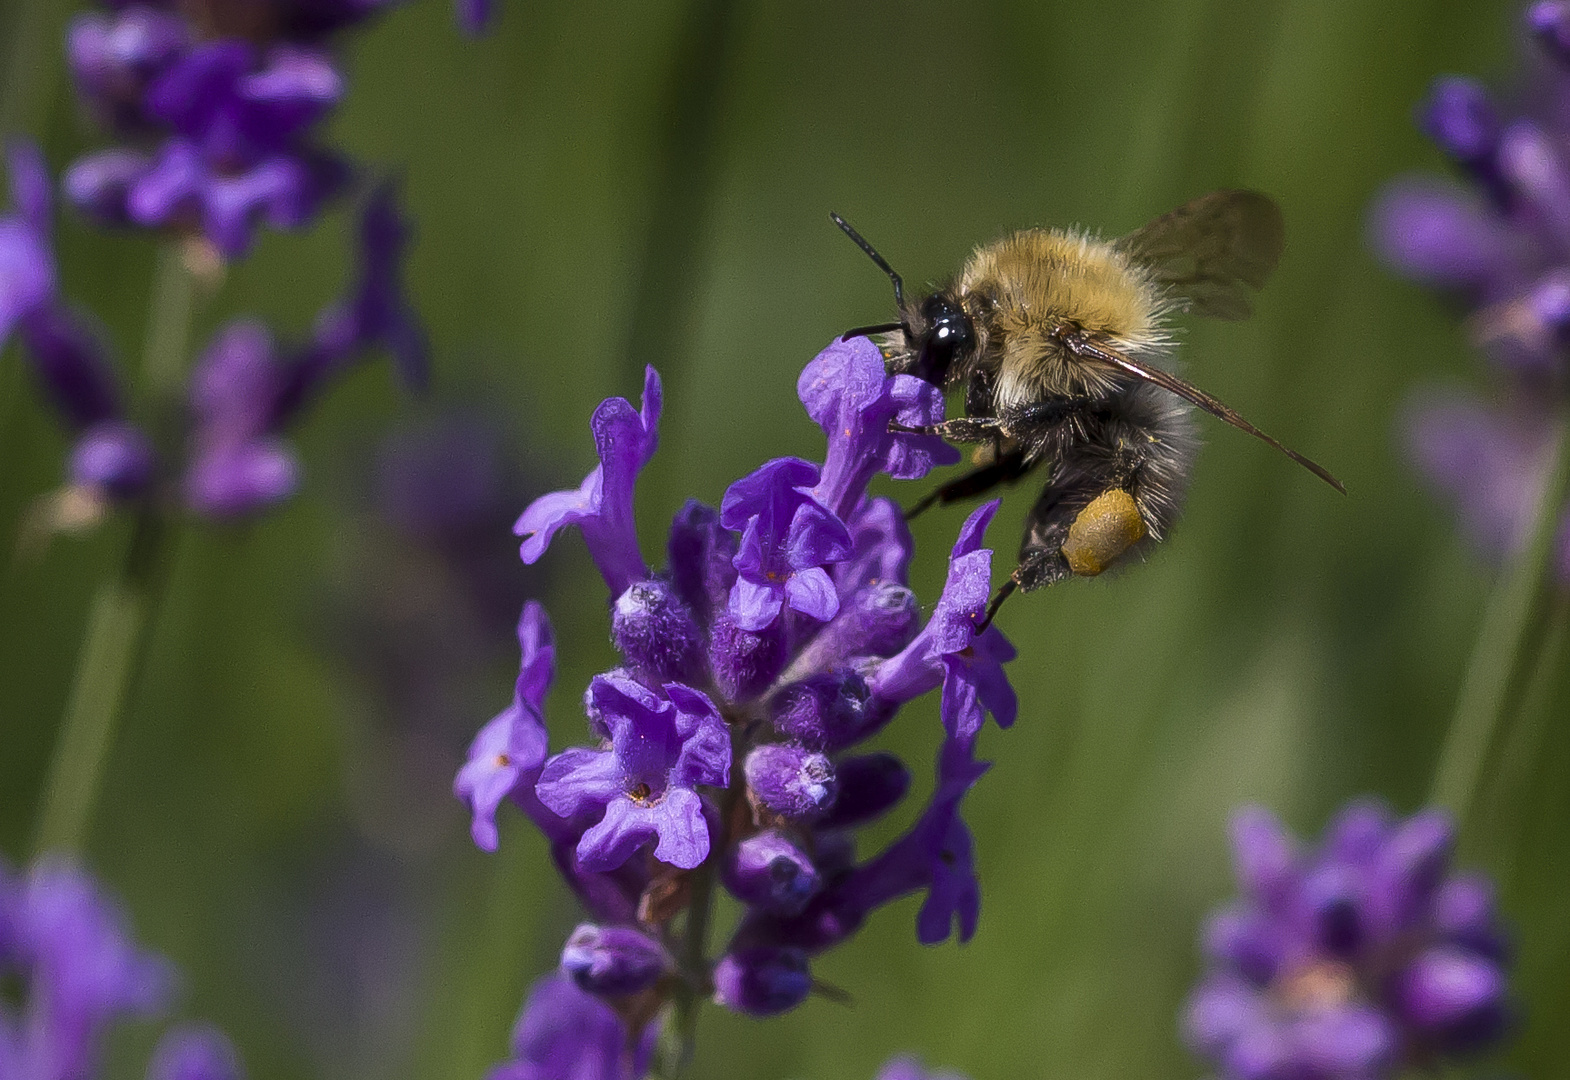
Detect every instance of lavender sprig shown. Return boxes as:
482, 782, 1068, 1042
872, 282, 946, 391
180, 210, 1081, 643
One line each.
1369, 3, 1570, 826
1184, 802, 1512, 1080
458, 336, 1013, 1075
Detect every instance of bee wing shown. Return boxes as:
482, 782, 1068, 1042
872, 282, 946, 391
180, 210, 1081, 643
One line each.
1115, 190, 1284, 321
1058, 327, 1346, 494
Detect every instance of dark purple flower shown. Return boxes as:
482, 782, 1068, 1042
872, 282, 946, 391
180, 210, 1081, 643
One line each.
70, 421, 156, 497
797, 335, 958, 520
720, 457, 852, 631
488, 973, 656, 1080
1184, 802, 1512, 1080
147, 1025, 244, 1080
559, 923, 670, 998
455, 601, 555, 852
611, 579, 707, 686
516, 367, 661, 597
711, 946, 812, 1016
535, 673, 729, 871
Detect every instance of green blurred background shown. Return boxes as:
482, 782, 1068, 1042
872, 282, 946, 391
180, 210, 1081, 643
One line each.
2, 0, 1566, 1078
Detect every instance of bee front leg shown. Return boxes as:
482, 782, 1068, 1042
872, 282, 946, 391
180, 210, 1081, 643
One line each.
888, 417, 1003, 444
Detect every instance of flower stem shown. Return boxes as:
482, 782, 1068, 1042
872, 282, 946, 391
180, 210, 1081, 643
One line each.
1429, 410, 1570, 823
651, 783, 735, 1080
30, 246, 194, 856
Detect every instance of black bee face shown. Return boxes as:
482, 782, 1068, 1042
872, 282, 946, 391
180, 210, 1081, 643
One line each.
909, 293, 975, 386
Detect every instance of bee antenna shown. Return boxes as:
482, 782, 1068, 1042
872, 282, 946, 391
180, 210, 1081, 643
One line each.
830, 211, 905, 309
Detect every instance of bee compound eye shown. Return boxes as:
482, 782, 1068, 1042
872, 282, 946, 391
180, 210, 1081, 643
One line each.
1061, 489, 1147, 577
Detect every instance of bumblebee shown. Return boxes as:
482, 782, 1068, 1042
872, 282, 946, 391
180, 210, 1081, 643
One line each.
832, 191, 1344, 626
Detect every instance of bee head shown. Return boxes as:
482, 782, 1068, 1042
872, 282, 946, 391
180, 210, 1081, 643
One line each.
908, 293, 975, 386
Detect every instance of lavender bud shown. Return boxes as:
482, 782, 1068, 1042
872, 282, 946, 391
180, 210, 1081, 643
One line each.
744, 743, 837, 821
789, 582, 919, 676
712, 946, 811, 1016
1433, 876, 1506, 960
69, 421, 154, 498
723, 830, 821, 915
1530, 2, 1570, 63
709, 611, 786, 703
1421, 78, 1501, 171
147, 1025, 242, 1080
667, 499, 736, 623
63, 149, 148, 225
817, 753, 909, 830
560, 923, 670, 997
769, 669, 870, 751
611, 579, 707, 684
1393, 947, 1508, 1047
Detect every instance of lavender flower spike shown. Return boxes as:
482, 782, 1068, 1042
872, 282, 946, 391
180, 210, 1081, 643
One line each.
516, 367, 662, 597
147, 1025, 245, 1080
875, 1056, 971, 1080
535, 673, 728, 871
1184, 801, 1512, 1080
455, 601, 555, 851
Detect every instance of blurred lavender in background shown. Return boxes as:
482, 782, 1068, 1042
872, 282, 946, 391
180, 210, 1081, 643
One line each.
1185, 802, 1511, 1080
1371, 1, 1570, 578
0, 857, 241, 1080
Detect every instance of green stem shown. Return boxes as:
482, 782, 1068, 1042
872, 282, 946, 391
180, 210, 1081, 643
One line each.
651, 787, 731, 1080
1429, 410, 1570, 823
29, 246, 194, 856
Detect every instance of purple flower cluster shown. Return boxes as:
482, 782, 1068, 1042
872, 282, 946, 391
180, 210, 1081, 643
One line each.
1, 138, 423, 518
0, 857, 242, 1080
457, 335, 1018, 1054
1185, 802, 1511, 1080
61, 0, 409, 257
1370, 2, 1570, 576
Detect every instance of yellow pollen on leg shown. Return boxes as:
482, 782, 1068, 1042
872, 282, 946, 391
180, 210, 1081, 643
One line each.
1061, 489, 1147, 576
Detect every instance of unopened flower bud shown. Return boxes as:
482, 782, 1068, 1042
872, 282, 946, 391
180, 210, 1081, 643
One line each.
744, 743, 836, 821
709, 611, 786, 703
723, 830, 821, 915
769, 669, 870, 751
560, 923, 670, 997
1394, 947, 1507, 1047
69, 422, 153, 498
788, 581, 919, 676
817, 753, 909, 830
611, 579, 707, 684
712, 946, 811, 1016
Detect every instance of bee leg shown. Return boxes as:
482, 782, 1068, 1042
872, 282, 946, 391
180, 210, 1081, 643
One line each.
904, 447, 1036, 520
888, 417, 1002, 443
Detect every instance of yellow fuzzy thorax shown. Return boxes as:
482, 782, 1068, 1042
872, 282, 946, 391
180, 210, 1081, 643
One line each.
957, 228, 1170, 406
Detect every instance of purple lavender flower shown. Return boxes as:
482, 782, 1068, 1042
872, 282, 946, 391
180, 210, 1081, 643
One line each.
0, 858, 174, 1080
536, 674, 729, 871
147, 1025, 245, 1080
455, 600, 554, 852
1371, 4, 1570, 575
59, 0, 415, 256
1184, 802, 1512, 1080
720, 457, 852, 631
874, 1056, 971, 1080
461, 335, 1019, 1047
184, 184, 424, 517
488, 973, 658, 1080
516, 367, 661, 598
